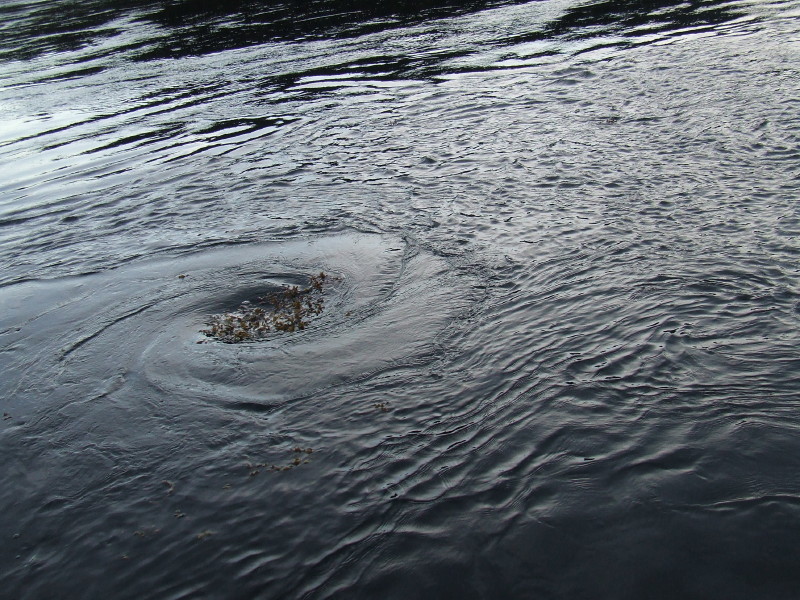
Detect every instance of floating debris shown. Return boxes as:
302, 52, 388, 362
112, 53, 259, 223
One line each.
201, 273, 330, 343
268, 455, 309, 472
245, 447, 314, 476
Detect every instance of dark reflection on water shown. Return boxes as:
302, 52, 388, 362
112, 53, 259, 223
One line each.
0, 0, 146, 61
1, 0, 750, 67
0, 0, 525, 62
546, 0, 744, 37
146, 0, 523, 49
142, 0, 747, 65
2, 0, 800, 598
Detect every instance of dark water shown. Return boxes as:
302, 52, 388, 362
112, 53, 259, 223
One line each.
2, 0, 800, 597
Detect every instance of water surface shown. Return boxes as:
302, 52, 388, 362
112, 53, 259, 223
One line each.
2, 0, 800, 598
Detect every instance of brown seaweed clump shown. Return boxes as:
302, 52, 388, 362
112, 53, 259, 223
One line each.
201, 272, 329, 343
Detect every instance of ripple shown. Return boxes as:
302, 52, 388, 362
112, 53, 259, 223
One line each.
1, 232, 477, 416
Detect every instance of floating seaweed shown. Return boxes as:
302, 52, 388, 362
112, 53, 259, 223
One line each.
245, 447, 314, 476
201, 272, 329, 343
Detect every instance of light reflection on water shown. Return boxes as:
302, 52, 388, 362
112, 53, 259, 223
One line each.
2, 0, 800, 598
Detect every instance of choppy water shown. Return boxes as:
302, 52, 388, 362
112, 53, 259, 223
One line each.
2, 0, 800, 598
